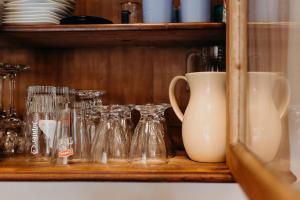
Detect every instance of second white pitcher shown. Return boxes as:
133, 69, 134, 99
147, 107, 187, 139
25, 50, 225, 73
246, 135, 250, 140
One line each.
169, 72, 226, 162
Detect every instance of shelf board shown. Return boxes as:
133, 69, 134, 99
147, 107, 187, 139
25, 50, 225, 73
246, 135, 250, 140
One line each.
0, 152, 233, 182
0, 23, 226, 48
248, 22, 300, 29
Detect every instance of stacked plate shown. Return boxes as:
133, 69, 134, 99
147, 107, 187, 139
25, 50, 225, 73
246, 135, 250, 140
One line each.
2, 0, 76, 25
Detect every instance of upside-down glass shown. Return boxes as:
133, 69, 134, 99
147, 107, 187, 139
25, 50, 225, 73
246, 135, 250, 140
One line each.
119, 105, 134, 152
56, 87, 70, 109
75, 90, 105, 146
26, 86, 56, 162
130, 104, 167, 165
156, 103, 175, 158
91, 105, 129, 164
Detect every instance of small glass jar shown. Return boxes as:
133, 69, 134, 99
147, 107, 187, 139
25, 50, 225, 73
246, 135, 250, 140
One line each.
120, 0, 142, 23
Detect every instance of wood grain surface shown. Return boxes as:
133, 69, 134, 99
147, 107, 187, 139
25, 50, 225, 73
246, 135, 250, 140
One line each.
0, 0, 227, 182
0, 23, 225, 48
0, 152, 233, 182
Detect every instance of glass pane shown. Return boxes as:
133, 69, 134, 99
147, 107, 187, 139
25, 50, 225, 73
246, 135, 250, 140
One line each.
247, 0, 300, 188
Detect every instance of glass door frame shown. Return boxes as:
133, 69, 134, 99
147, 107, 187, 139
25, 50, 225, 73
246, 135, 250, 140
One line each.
226, 0, 300, 199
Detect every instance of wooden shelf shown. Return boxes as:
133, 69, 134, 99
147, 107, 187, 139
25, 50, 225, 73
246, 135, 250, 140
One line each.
248, 22, 300, 29
0, 23, 225, 48
0, 152, 233, 182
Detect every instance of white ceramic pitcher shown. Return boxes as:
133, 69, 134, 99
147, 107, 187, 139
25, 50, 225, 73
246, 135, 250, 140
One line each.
246, 72, 291, 163
169, 72, 226, 162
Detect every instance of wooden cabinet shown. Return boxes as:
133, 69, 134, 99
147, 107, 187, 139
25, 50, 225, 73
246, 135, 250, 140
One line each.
2, 0, 300, 199
2, 1, 298, 199
0, 0, 231, 182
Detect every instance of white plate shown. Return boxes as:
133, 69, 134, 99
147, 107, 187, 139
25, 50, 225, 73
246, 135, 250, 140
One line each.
3, 14, 62, 21
3, 16, 59, 21
4, 6, 72, 15
5, 0, 75, 9
2, 21, 59, 25
3, 10, 64, 19
2, 17, 59, 24
3, 10, 63, 16
4, 0, 76, 4
4, 3, 73, 11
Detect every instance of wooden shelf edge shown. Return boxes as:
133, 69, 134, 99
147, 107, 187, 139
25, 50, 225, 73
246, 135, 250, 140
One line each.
0, 153, 234, 182
0, 172, 234, 182
248, 22, 300, 29
1, 23, 225, 32
0, 22, 226, 48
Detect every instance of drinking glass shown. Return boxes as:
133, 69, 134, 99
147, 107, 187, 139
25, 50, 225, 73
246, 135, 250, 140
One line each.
56, 87, 70, 109
0, 63, 30, 155
156, 103, 175, 158
75, 90, 105, 146
68, 102, 90, 163
91, 105, 129, 164
0, 67, 6, 154
119, 105, 134, 152
187, 46, 226, 73
3, 63, 30, 124
52, 103, 73, 165
26, 86, 57, 162
0, 66, 6, 120
69, 88, 76, 104
130, 104, 167, 165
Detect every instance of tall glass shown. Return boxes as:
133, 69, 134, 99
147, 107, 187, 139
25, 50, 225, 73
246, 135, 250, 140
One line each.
69, 102, 90, 163
0, 63, 29, 155
52, 103, 73, 165
26, 86, 56, 162
0, 66, 6, 120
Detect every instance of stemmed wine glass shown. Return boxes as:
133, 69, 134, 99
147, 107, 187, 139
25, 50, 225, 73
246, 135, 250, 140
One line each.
0, 64, 7, 153
4, 63, 30, 127
0, 65, 6, 120
0, 63, 30, 154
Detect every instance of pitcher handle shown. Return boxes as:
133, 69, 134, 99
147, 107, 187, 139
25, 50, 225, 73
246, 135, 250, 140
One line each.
277, 76, 291, 119
169, 76, 188, 122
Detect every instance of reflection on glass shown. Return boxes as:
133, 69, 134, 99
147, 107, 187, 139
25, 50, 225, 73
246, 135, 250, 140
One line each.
246, 72, 290, 163
247, 0, 299, 186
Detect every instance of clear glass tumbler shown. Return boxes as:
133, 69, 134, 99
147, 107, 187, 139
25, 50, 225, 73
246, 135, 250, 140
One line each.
69, 102, 90, 163
52, 103, 73, 165
118, 105, 134, 152
130, 104, 167, 165
75, 90, 105, 147
91, 105, 129, 164
156, 103, 175, 158
26, 86, 57, 162
56, 87, 70, 109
